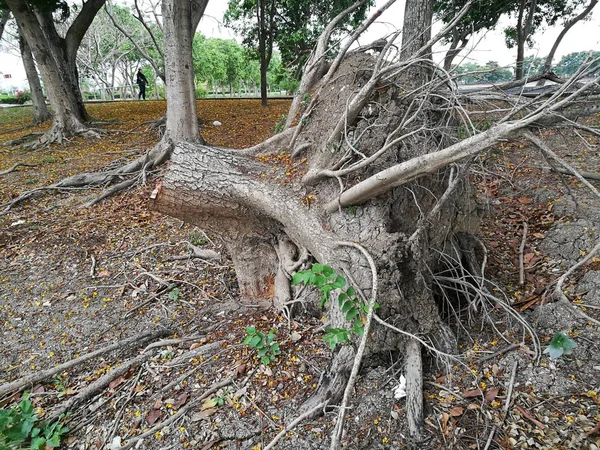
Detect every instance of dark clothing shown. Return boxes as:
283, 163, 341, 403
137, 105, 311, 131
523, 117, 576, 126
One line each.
136, 71, 148, 100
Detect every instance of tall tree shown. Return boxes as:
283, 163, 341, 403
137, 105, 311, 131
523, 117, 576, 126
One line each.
18, 25, 50, 124
3, 0, 105, 145
225, 0, 373, 106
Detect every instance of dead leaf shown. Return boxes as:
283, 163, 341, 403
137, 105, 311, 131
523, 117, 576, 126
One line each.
97, 269, 111, 278
518, 197, 532, 204
524, 253, 535, 264
484, 387, 500, 403
441, 412, 450, 435
449, 406, 464, 417
189, 341, 206, 351
232, 363, 246, 378
291, 331, 302, 342
172, 392, 189, 409
108, 376, 126, 390
533, 232, 545, 239
463, 389, 482, 398
146, 409, 162, 426
191, 408, 217, 422
515, 405, 545, 429
201, 398, 219, 410
153, 399, 162, 409
585, 422, 600, 436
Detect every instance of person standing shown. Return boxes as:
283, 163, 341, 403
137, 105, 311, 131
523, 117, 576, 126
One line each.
136, 69, 148, 100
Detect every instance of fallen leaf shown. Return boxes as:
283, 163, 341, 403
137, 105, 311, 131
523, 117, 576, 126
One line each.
515, 405, 545, 429
191, 408, 217, 422
449, 406, 464, 417
585, 422, 600, 436
189, 341, 206, 351
232, 363, 246, 377
533, 232, 545, 239
146, 409, 162, 426
172, 392, 189, 409
108, 376, 126, 390
291, 331, 302, 342
201, 398, 219, 410
97, 269, 111, 278
484, 387, 500, 403
463, 389, 482, 398
517, 197, 532, 204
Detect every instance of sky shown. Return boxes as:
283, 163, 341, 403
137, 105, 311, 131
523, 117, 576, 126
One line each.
1, 0, 599, 92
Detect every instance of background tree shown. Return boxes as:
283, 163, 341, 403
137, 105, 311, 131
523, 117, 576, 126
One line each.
3, 0, 106, 145
553, 49, 600, 76
435, 0, 517, 71
225, 0, 373, 105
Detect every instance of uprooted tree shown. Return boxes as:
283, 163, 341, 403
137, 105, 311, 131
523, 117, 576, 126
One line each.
149, 0, 600, 445
3, 0, 600, 446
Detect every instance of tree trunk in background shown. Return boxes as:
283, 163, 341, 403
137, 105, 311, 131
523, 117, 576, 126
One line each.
161, 0, 200, 143
0, 9, 9, 40
515, 0, 537, 80
401, 0, 434, 83
18, 27, 51, 124
5, 0, 105, 143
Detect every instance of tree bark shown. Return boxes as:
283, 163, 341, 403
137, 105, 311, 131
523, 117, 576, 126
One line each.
401, 0, 434, 84
18, 26, 51, 125
5, 0, 106, 143
161, 0, 200, 143
0, 9, 9, 40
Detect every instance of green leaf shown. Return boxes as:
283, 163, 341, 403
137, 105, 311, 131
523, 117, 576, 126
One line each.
346, 307, 359, 321
333, 275, 346, 288
321, 265, 334, 277
266, 332, 275, 344
246, 326, 256, 335
242, 336, 253, 345
346, 287, 355, 297
342, 301, 353, 313
258, 348, 268, 356
292, 271, 311, 286
312, 263, 325, 273
249, 335, 262, 348
30, 437, 46, 450
261, 356, 271, 366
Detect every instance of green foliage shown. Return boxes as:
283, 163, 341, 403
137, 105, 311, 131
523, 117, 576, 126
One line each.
224, 0, 373, 73
242, 327, 281, 365
0, 393, 69, 450
454, 61, 513, 84
554, 50, 600, 77
188, 230, 207, 246
544, 331, 576, 359
292, 264, 379, 349
0, 91, 31, 105
273, 115, 286, 134
168, 286, 180, 301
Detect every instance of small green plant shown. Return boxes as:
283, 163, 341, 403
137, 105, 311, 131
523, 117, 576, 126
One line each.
168, 285, 180, 301
273, 114, 287, 135
188, 230, 207, 246
25, 179, 38, 185
41, 156, 57, 164
544, 331, 576, 359
242, 327, 281, 365
0, 393, 69, 449
292, 264, 379, 349
51, 374, 69, 398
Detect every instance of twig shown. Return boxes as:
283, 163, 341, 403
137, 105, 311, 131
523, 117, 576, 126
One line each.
553, 239, 600, 327
119, 378, 233, 450
0, 330, 170, 397
483, 360, 518, 450
330, 241, 378, 450
477, 343, 522, 363
49, 352, 154, 421
519, 222, 528, 285
263, 400, 329, 450
90, 254, 97, 278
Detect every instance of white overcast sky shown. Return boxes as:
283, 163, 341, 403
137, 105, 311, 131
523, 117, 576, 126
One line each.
1, 0, 599, 90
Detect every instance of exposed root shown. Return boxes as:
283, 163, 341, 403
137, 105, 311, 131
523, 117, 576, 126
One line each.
119, 378, 234, 450
4, 132, 45, 146
404, 339, 424, 440
0, 162, 39, 177
0, 329, 171, 398
1, 141, 174, 212
21, 124, 102, 150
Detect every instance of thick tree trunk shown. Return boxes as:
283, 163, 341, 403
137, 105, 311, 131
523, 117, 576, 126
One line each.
18, 29, 51, 125
5, 0, 105, 144
400, 0, 434, 85
161, 0, 200, 143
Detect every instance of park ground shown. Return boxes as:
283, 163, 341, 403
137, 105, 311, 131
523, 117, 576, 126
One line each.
0, 100, 599, 449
